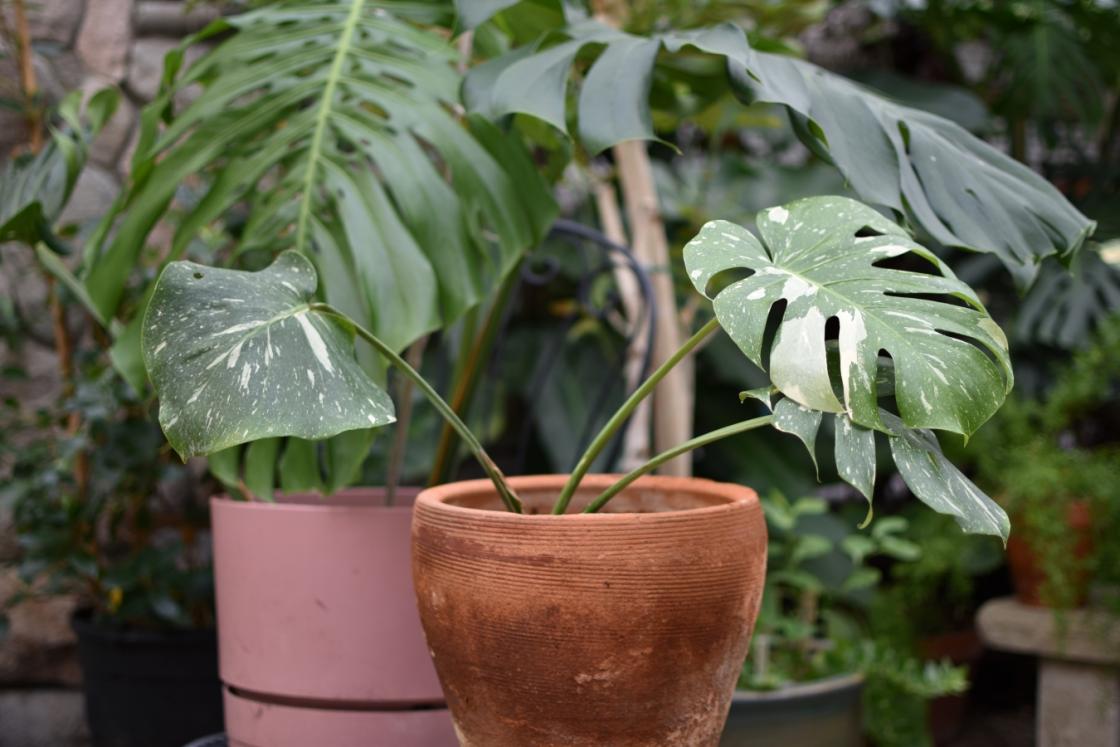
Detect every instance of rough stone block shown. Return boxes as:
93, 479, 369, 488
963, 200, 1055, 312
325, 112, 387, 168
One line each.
79, 75, 136, 167
135, 1, 220, 36
0, 571, 81, 687
27, 0, 85, 46
76, 0, 134, 81
0, 688, 89, 747
58, 164, 120, 228
1038, 660, 1120, 747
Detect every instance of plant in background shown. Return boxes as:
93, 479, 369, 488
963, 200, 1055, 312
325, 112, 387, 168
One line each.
744, 492, 966, 746
970, 314, 1120, 610
0, 356, 213, 632
871, 508, 1004, 645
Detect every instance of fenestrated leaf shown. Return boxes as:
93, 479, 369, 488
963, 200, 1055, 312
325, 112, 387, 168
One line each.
142, 251, 394, 458
84, 0, 555, 351
883, 412, 1009, 540
685, 196, 1012, 438
834, 413, 876, 506
1015, 247, 1120, 350
772, 396, 821, 477
467, 19, 1093, 284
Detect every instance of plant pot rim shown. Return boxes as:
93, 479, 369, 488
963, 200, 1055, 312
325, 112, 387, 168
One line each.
211, 485, 421, 514
416, 474, 759, 521
732, 671, 864, 702
71, 609, 216, 643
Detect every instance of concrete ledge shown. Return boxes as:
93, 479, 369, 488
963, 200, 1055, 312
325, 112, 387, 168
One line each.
978, 597, 1120, 666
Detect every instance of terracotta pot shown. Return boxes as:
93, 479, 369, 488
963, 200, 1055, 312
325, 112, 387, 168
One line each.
919, 629, 983, 745
720, 673, 865, 747
212, 489, 455, 747
1006, 500, 1093, 607
412, 474, 768, 747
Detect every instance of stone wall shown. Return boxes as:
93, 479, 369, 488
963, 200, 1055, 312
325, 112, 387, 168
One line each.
0, 2, 216, 743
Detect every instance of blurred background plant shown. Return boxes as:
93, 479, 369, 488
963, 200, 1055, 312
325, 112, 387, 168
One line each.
0, 355, 213, 632
742, 492, 969, 747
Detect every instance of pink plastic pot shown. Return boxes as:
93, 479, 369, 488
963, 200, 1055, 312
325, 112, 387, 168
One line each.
212, 489, 455, 747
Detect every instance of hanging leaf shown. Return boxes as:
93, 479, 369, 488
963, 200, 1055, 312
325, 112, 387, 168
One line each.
84, 0, 556, 350
882, 413, 1008, 540
750, 393, 1008, 540
686, 196, 1012, 438
465, 19, 1093, 285
1015, 247, 1120, 350
142, 251, 394, 458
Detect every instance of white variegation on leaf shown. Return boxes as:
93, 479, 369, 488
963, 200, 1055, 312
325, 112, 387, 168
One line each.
745, 391, 1007, 540
687, 196, 1012, 438
142, 252, 394, 458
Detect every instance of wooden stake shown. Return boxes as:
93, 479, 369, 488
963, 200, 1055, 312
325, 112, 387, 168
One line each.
593, 172, 652, 471
613, 140, 693, 475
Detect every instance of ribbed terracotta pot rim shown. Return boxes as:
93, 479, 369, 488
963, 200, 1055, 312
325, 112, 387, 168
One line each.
415, 473, 758, 518
211, 486, 420, 516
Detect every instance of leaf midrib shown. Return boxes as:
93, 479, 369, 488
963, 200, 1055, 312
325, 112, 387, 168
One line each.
293, 0, 366, 254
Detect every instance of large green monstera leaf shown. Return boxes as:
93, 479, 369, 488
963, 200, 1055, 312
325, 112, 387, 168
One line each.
463, 17, 1093, 286
688, 197, 1011, 539
143, 252, 394, 458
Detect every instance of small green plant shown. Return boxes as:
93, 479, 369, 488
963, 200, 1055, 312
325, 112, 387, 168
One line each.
742, 493, 966, 747
141, 196, 1015, 540
971, 315, 1120, 609
0, 360, 213, 631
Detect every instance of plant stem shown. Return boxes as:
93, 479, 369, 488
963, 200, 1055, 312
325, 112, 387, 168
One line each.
581, 414, 774, 514
552, 317, 720, 515
385, 336, 427, 506
310, 303, 522, 513
428, 261, 521, 486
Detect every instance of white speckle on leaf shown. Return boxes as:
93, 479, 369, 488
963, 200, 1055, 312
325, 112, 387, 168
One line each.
781, 274, 816, 302
296, 313, 335, 374
281, 281, 298, 293
153, 341, 168, 355
747, 288, 766, 301
226, 341, 244, 369
306, 369, 315, 386
689, 269, 702, 280
768, 207, 789, 224
187, 385, 206, 404
215, 321, 264, 336
239, 363, 252, 390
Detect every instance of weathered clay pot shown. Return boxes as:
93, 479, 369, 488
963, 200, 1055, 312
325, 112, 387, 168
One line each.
1006, 500, 1093, 607
212, 489, 455, 747
412, 474, 768, 747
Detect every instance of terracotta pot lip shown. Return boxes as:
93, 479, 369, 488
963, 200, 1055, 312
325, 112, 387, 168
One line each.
210, 486, 420, 514
731, 672, 864, 702
416, 474, 758, 520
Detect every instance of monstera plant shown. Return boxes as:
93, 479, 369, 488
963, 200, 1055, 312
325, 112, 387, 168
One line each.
142, 195, 1010, 534
141, 195, 1021, 744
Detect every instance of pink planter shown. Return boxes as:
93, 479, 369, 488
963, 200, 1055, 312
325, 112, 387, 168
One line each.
212, 489, 455, 747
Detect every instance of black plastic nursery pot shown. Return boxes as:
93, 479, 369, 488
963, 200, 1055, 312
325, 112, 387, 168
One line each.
72, 612, 224, 747
720, 672, 865, 747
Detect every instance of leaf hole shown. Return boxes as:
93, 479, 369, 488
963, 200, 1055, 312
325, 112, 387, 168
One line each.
854, 225, 885, 238
760, 299, 788, 371
193, 272, 204, 279
884, 290, 973, 309
935, 328, 1002, 369
704, 267, 755, 298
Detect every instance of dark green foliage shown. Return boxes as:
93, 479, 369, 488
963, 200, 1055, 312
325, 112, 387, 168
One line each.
0, 362, 213, 629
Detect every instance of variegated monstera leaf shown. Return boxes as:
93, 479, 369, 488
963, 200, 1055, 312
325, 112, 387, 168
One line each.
686, 196, 1012, 539
143, 252, 395, 458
